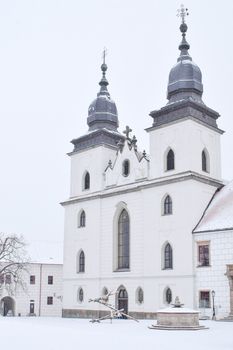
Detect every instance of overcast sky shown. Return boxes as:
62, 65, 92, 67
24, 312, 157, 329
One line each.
0, 0, 233, 248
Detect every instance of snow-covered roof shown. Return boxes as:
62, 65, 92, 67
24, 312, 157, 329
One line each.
25, 239, 63, 265
194, 180, 233, 233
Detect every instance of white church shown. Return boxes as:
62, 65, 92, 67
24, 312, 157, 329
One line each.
61, 12, 233, 320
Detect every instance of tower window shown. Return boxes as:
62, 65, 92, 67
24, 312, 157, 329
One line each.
118, 209, 130, 269
122, 160, 130, 177
166, 149, 175, 171
202, 149, 209, 172
163, 195, 172, 215
84, 172, 90, 190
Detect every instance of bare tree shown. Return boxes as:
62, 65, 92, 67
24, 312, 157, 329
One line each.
0, 233, 30, 294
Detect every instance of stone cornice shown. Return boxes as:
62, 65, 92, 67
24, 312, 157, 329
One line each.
61, 171, 222, 206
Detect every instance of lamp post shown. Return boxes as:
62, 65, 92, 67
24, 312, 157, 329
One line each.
211, 290, 216, 320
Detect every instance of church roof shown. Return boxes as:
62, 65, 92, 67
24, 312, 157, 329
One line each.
193, 181, 233, 233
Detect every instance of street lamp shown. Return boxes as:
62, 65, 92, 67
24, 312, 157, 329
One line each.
211, 290, 216, 320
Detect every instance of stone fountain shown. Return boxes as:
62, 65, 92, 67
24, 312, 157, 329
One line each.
149, 297, 207, 330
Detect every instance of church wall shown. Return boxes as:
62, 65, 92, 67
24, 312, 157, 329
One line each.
148, 119, 221, 181
194, 230, 233, 319
62, 174, 217, 315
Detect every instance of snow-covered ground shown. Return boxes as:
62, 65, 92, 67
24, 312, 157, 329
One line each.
1, 317, 232, 350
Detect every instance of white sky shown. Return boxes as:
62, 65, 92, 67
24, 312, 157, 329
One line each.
0, 0, 233, 246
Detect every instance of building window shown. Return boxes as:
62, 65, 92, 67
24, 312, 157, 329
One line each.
30, 275, 35, 285
84, 172, 90, 190
79, 210, 86, 228
197, 242, 210, 267
166, 149, 175, 171
78, 250, 85, 273
136, 287, 144, 304
164, 243, 173, 269
48, 276, 53, 285
5, 274, 11, 284
122, 160, 130, 177
202, 149, 209, 173
199, 291, 210, 308
165, 287, 172, 304
0, 274, 4, 284
118, 209, 130, 269
163, 195, 172, 215
47, 296, 53, 305
78, 288, 84, 303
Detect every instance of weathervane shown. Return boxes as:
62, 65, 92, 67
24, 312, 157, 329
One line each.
177, 4, 189, 24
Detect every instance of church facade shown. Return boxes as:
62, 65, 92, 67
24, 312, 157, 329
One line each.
62, 14, 232, 319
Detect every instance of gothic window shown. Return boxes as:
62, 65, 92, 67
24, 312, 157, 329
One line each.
163, 195, 172, 215
197, 242, 210, 267
118, 209, 130, 269
199, 291, 210, 308
84, 171, 90, 190
78, 250, 85, 273
122, 160, 130, 177
165, 287, 172, 304
136, 287, 144, 304
164, 243, 173, 269
202, 149, 209, 172
79, 210, 86, 228
78, 288, 84, 303
166, 149, 175, 171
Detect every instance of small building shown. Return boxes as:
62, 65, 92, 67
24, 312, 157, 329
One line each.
193, 181, 233, 319
0, 241, 63, 317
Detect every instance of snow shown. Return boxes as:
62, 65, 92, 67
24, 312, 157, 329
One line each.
156, 307, 199, 313
194, 180, 233, 233
1, 317, 232, 350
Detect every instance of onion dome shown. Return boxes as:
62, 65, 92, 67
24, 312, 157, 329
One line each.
87, 61, 119, 131
167, 7, 203, 103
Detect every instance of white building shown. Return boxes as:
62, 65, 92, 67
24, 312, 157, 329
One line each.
62, 15, 232, 320
193, 181, 233, 320
0, 242, 63, 317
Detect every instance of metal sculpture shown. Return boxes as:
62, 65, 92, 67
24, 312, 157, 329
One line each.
89, 291, 139, 323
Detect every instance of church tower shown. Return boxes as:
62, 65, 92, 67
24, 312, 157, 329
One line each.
147, 7, 223, 182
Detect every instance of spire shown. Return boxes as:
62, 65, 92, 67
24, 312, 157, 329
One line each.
177, 5, 190, 61
87, 49, 119, 131
167, 5, 203, 102
98, 48, 110, 97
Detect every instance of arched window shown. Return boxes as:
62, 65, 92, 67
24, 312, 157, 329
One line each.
136, 287, 144, 304
78, 250, 85, 273
164, 243, 173, 269
79, 210, 86, 227
122, 160, 130, 177
118, 209, 130, 269
165, 287, 172, 304
163, 195, 172, 215
166, 149, 175, 171
84, 172, 90, 190
78, 287, 84, 303
202, 149, 209, 172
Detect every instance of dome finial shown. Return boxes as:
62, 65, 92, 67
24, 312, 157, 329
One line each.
177, 5, 190, 60
99, 47, 109, 91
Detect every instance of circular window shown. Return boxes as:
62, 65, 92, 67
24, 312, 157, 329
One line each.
122, 160, 130, 177
78, 288, 84, 303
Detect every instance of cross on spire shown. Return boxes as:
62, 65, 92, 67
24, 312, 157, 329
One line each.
102, 47, 107, 64
177, 4, 189, 24
123, 125, 132, 139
